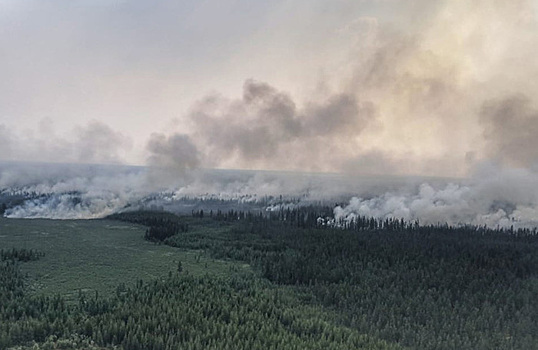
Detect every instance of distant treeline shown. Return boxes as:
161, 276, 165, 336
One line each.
192, 206, 538, 236
152, 194, 304, 206
110, 205, 538, 248
0, 248, 44, 262
191, 206, 333, 228
107, 211, 189, 242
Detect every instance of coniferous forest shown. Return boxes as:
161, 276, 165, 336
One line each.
4, 0, 538, 349
2, 208, 538, 349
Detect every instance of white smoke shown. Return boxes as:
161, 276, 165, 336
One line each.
7, 192, 128, 219
334, 165, 538, 229
0, 162, 429, 219
4, 162, 538, 229
1, 163, 148, 219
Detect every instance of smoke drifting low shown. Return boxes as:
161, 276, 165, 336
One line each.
335, 165, 538, 229
3, 161, 538, 229
0, 162, 147, 219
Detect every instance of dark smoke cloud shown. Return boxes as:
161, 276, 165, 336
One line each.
480, 95, 538, 168
146, 133, 200, 187
147, 133, 200, 171
188, 79, 374, 170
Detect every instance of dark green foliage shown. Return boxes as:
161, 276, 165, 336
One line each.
1, 248, 44, 262
193, 206, 538, 235
107, 211, 189, 242
0, 251, 76, 349
1, 259, 396, 350
4, 210, 538, 349
76, 274, 396, 350
107, 210, 185, 227
167, 217, 538, 350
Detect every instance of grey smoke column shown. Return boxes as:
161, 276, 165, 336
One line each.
188, 79, 374, 171
146, 133, 201, 187
480, 95, 538, 168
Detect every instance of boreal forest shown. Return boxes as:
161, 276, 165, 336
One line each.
2, 205, 538, 349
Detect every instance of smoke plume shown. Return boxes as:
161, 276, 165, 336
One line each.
187, 80, 373, 171
147, 0, 536, 178
145, 133, 201, 187
3, 1, 538, 229
480, 95, 538, 169
1, 163, 147, 219
334, 164, 538, 229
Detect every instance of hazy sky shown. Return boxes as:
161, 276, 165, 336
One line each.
1, 0, 538, 177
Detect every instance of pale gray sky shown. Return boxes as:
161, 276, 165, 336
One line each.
1, 0, 538, 177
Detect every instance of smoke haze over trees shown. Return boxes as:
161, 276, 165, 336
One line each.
2, 1, 538, 228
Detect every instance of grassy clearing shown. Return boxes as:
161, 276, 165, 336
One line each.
0, 217, 249, 300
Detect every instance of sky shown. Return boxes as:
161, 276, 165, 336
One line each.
1, 0, 538, 177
